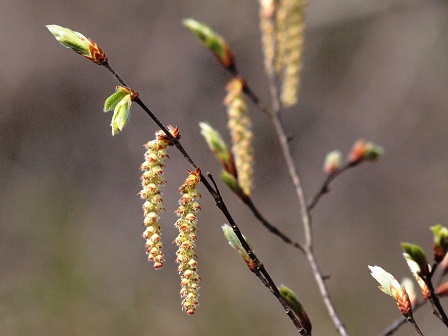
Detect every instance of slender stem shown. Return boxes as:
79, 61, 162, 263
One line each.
271, 113, 313, 246
243, 75, 349, 336
234, 6, 349, 331
103, 62, 128, 87
101, 61, 309, 336
408, 315, 425, 336
305, 245, 348, 335
307, 161, 359, 212
422, 275, 448, 327
379, 301, 426, 336
240, 195, 305, 252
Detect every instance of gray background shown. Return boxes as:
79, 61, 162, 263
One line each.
1, 0, 448, 335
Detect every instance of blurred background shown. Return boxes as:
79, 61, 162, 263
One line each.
1, 0, 448, 335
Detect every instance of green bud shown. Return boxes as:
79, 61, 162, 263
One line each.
110, 94, 131, 136
323, 150, 342, 174
363, 142, 383, 161
221, 171, 244, 197
199, 122, 235, 176
401, 243, 430, 277
221, 224, 254, 269
279, 285, 312, 334
431, 224, 448, 262
46, 24, 107, 64
46, 25, 90, 56
183, 18, 235, 72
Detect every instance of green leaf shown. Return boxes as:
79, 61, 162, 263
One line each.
401, 243, 430, 277
110, 95, 131, 136
104, 91, 127, 112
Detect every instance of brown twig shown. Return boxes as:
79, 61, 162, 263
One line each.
408, 315, 425, 336
101, 61, 310, 336
307, 161, 360, 212
378, 300, 425, 335
234, 7, 349, 335
240, 194, 305, 252
421, 274, 448, 327
240, 39, 350, 336
380, 257, 448, 335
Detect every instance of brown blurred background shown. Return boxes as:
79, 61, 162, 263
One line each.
1, 0, 448, 335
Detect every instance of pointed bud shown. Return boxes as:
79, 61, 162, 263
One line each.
199, 122, 236, 176
431, 224, 448, 263
369, 265, 412, 316
401, 277, 417, 307
403, 252, 431, 300
279, 285, 312, 334
183, 18, 236, 73
402, 243, 430, 278
348, 139, 383, 164
221, 171, 245, 198
222, 224, 255, 270
323, 150, 342, 174
46, 25, 107, 65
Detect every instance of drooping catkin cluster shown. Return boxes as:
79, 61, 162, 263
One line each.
174, 169, 202, 314
259, 0, 306, 108
140, 126, 180, 269
225, 78, 254, 195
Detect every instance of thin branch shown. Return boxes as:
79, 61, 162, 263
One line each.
379, 301, 426, 336
101, 61, 310, 336
408, 315, 425, 336
241, 75, 349, 336
421, 274, 448, 327
234, 8, 349, 334
240, 194, 305, 252
307, 161, 360, 212
380, 257, 448, 336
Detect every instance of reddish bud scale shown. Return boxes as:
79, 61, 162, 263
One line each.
85, 38, 108, 65
434, 243, 447, 263
390, 284, 412, 316
349, 139, 368, 163
116, 86, 139, 101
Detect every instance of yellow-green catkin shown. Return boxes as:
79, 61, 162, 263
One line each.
274, 0, 306, 108
258, 0, 276, 75
174, 169, 202, 314
140, 126, 180, 269
225, 78, 254, 195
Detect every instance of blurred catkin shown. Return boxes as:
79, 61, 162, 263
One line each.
225, 78, 254, 195
259, 0, 306, 108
